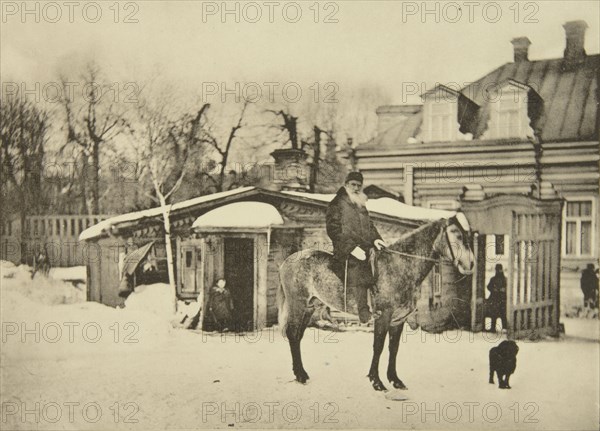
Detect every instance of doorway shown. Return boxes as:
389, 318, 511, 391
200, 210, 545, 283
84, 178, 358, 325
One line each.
224, 237, 255, 331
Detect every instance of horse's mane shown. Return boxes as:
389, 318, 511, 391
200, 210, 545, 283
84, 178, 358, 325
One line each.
388, 219, 446, 253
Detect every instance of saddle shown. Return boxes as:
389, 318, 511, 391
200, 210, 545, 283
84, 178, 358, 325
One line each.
302, 249, 380, 320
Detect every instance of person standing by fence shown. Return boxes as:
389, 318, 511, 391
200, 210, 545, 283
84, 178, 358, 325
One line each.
581, 264, 599, 310
487, 264, 507, 332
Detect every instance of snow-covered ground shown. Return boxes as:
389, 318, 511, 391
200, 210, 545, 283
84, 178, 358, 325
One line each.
1, 262, 598, 430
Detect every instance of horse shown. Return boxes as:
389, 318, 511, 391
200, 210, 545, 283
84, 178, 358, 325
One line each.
277, 217, 474, 391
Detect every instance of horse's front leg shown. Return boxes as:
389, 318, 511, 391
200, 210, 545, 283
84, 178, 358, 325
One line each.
387, 322, 407, 389
368, 309, 391, 391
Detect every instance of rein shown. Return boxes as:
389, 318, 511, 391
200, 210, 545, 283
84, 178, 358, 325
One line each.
382, 248, 438, 262
450, 274, 470, 284
382, 224, 445, 263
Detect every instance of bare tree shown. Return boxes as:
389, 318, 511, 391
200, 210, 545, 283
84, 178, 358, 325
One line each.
0, 92, 49, 260
267, 109, 300, 150
132, 96, 209, 311
59, 63, 130, 215
200, 100, 250, 192
263, 84, 390, 192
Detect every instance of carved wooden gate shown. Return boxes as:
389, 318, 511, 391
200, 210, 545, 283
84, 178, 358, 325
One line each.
462, 195, 563, 339
509, 212, 561, 338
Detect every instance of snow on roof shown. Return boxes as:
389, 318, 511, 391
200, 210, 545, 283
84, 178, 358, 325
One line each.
366, 197, 456, 221
80, 186, 462, 241
283, 191, 456, 221
192, 202, 283, 229
79, 187, 256, 241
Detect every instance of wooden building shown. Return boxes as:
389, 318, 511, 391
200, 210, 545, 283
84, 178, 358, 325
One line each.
80, 186, 470, 331
355, 20, 599, 313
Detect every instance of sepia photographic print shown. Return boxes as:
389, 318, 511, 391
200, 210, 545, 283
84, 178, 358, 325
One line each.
1, 1, 599, 430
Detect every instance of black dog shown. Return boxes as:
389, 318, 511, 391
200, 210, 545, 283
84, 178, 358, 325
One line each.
489, 340, 518, 389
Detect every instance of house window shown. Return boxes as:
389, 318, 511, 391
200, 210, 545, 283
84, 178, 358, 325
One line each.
495, 234, 505, 255
482, 82, 535, 140
496, 97, 521, 139
428, 102, 454, 142
564, 199, 594, 256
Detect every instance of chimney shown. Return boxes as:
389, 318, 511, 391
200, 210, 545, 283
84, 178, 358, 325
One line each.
511, 37, 531, 63
563, 20, 587, 65
269, 148, 309, 191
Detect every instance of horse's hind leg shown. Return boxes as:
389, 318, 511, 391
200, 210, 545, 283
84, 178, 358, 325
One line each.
387, 322, 408, 389
368, 309, 391, 391
286, 312, 311, 383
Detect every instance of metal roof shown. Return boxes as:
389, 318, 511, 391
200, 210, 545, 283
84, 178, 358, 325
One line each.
363, 54, 599, 150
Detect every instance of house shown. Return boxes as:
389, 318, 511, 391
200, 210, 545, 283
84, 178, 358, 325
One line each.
79, 180, 471, 331
355, 20, 599, 314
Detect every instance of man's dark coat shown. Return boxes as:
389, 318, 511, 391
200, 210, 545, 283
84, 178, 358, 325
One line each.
326, 187, 381, 286
487, 272, 507, 316
208, 286, 233, 323
581, 267, 599, 307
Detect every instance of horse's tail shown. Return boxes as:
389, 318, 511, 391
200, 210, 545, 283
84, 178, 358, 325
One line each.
277, 269, 289, 337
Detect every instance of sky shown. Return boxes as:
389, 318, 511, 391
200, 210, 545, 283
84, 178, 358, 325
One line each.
2, 0, 599, 106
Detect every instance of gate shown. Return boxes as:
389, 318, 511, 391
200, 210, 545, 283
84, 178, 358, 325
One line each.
509, 212, 561, 338
462, 194, 563, 339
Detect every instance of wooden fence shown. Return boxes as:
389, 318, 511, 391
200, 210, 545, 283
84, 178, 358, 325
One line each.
1, 215, 112, 267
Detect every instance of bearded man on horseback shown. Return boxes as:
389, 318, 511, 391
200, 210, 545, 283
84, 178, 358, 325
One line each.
326, 171, 387, 323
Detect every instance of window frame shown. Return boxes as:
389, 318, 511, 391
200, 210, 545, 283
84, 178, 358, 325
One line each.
562, 196, 596, 258
485, 83, 531, 140
424, 99, 457, 142
496, 96, 522, 139
495, 234, 505, 256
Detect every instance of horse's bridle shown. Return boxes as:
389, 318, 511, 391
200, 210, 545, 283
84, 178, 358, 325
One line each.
444, 226, 457, 263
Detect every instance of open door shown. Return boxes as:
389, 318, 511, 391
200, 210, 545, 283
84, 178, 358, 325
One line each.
224, 237, 255, 331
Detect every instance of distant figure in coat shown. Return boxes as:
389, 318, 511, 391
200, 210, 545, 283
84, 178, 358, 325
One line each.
31, 249, 51, 278
208, 278, 234, 332
326, 171, 386, 324
581, 264, 599, 309
487, 264, 507, 332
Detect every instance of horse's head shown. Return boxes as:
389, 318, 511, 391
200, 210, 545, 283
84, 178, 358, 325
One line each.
434, 214, 474, 275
